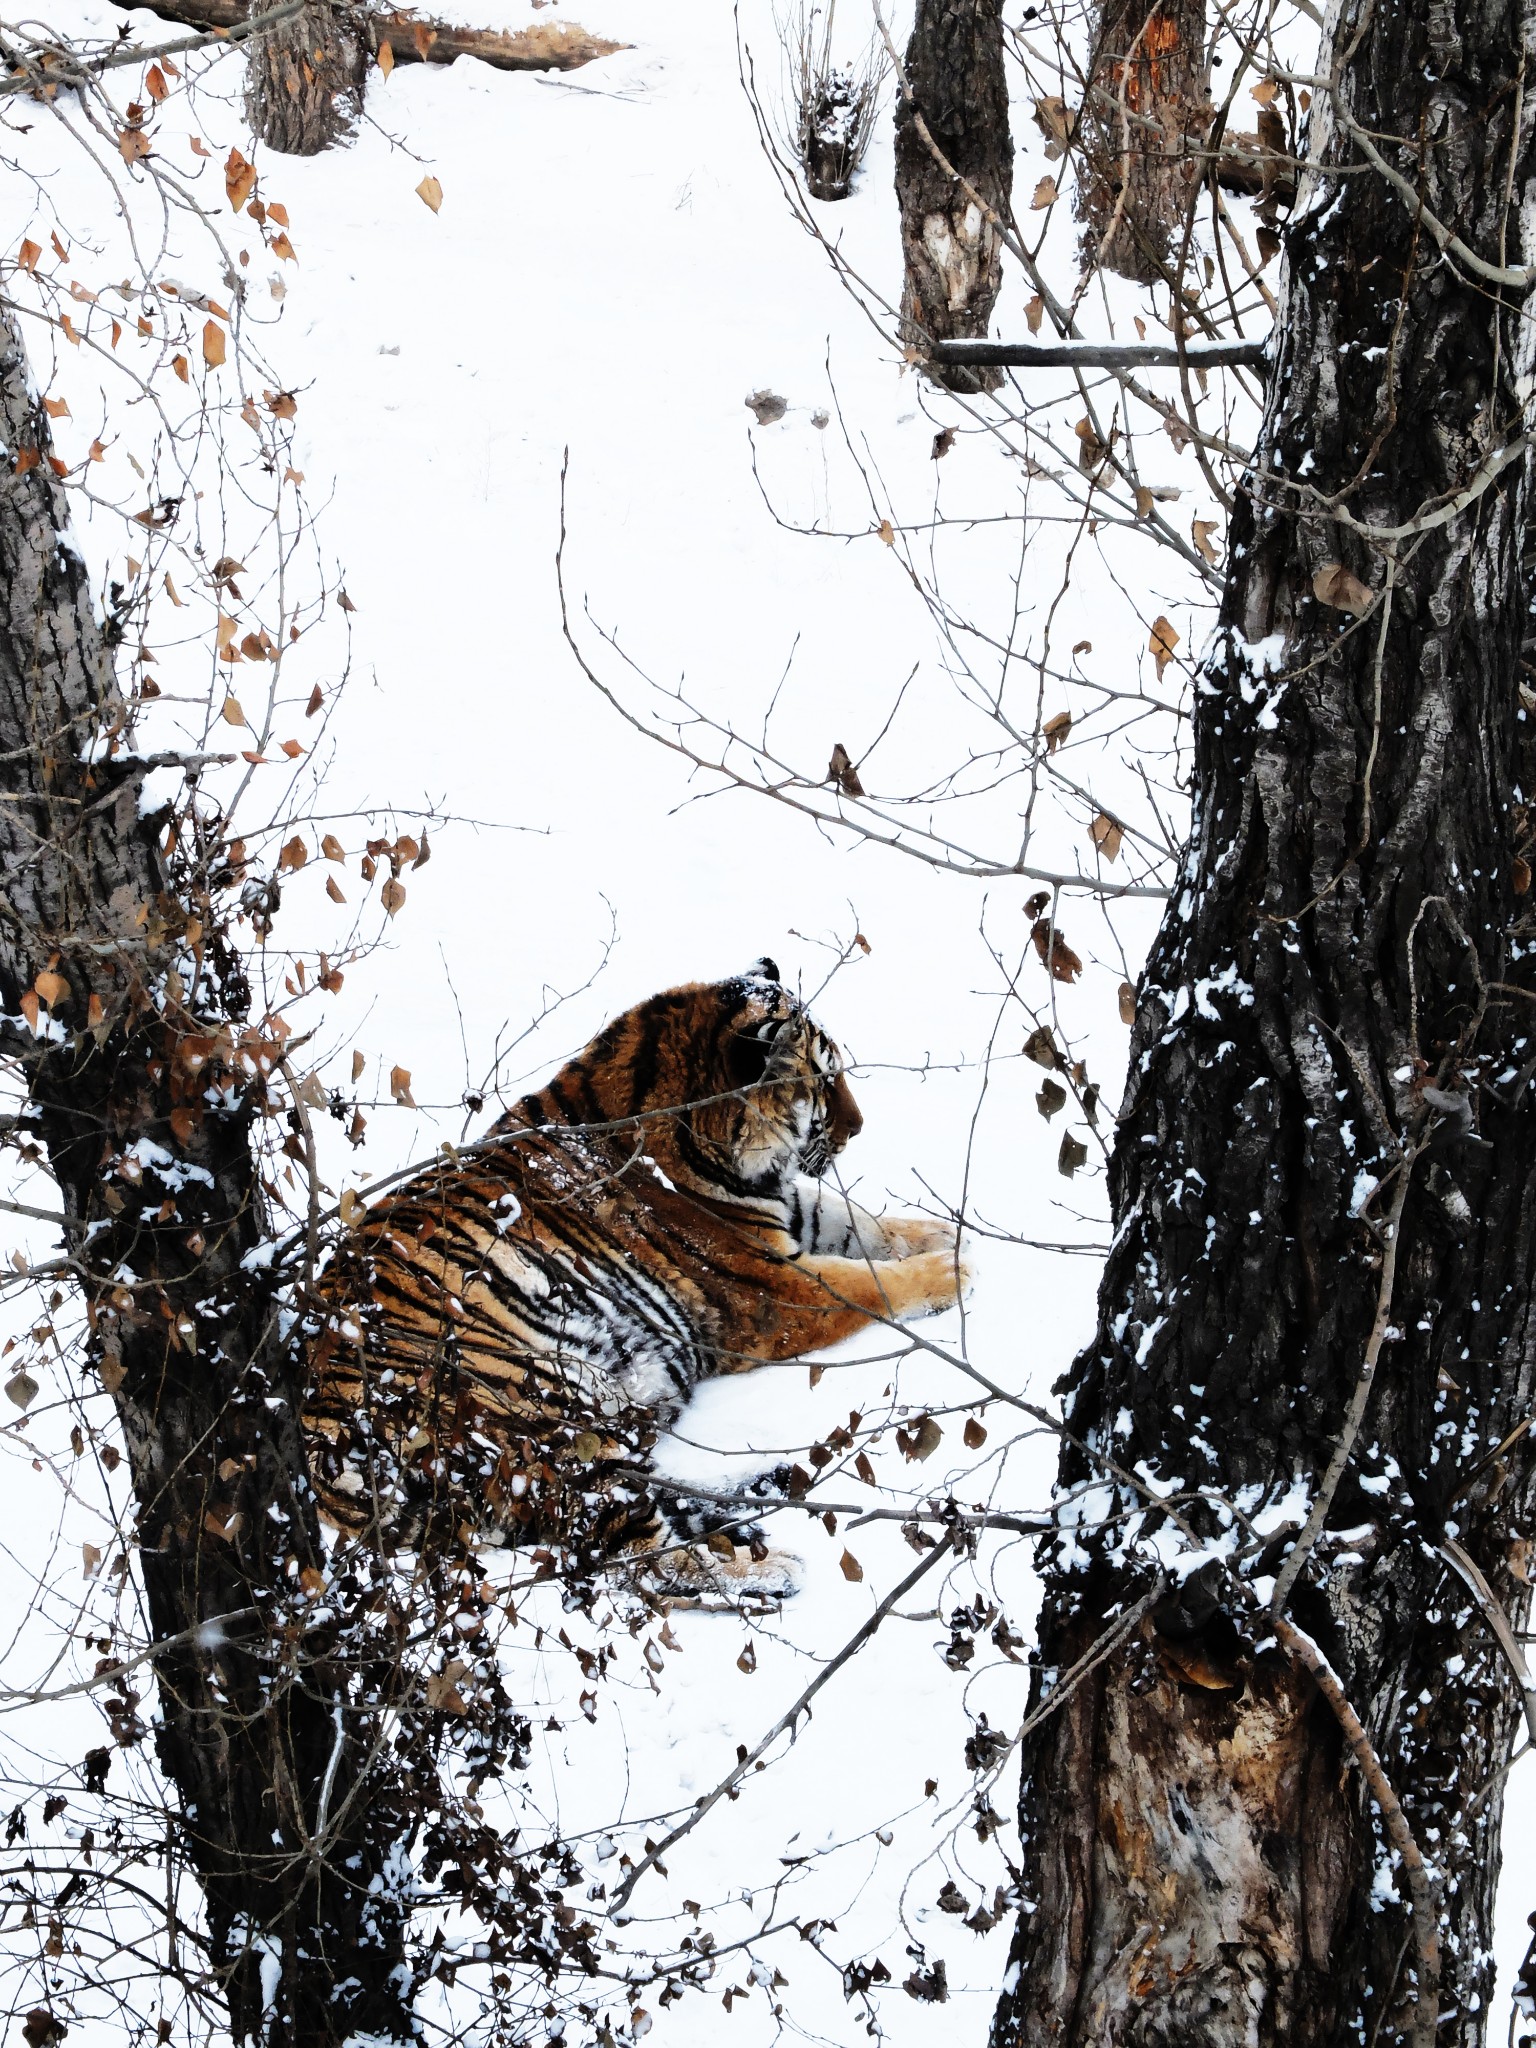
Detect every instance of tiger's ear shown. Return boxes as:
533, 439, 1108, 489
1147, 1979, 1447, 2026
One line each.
745, 956, 781, 984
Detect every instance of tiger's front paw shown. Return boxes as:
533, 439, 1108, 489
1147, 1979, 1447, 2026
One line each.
882, 1214, 960, 1259
884, 1243, 972, 1320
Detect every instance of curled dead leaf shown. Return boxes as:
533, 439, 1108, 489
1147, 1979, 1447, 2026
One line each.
1030, 917, 1082, 984
1036, 1077, 1067, 1119
828, 742, 865, 797
1312, 561, 1374, 617
1150, 615, 1180, 678
1089, 812, 1123, 862
225, 147, 256, 212
897, 1414, 943, 1461
1023, 1025, 1061, 1069
416, 174, 444, 213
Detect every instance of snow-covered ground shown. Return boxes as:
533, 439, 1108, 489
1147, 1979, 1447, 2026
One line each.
0, 0, 1531, 2039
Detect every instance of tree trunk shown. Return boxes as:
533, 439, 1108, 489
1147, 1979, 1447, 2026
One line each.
245, 1, 366, 155
1075, 0, 1210, 285
995, 3, 1536, 2045
893, 0, 1013, 394
0, 310, 415, 2041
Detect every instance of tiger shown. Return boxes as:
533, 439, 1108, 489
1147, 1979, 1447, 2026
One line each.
303, 960, 968, 1598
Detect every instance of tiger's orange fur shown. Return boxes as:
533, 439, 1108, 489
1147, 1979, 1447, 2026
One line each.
304, 962, 965, 1582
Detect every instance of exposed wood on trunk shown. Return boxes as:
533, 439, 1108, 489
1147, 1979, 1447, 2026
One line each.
1076, 0, 1210, 284
995, 1, 1536, 2043
0, 308, 414, 2042
893, 0, 1013, 394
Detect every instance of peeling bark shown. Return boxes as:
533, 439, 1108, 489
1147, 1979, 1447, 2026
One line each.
1076, 0, 1210, 285
996, 1, 1536, 2044
0, 308, 414, 2041
893, 0, 1013, 394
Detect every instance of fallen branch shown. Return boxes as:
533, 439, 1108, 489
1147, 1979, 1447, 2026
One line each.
122, 0, 626, 75
925, 336, 1267, 372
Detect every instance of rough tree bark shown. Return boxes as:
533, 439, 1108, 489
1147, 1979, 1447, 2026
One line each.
1074, 0, 1210, 284
244, 1, 367, 154
893, 0, 1013, 394
995, 3, 1536, 2045
0, 310, 415, 2040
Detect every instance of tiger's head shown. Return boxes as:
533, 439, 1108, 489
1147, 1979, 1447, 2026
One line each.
567, 959, 863, 1192
705, 958, 863, 1185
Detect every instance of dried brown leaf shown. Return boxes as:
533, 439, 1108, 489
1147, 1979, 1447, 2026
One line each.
1089, 812, 1123, 862
1150, 614, 1180, 677
1312, 561, 1374, 617
827, 742, 865, 797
